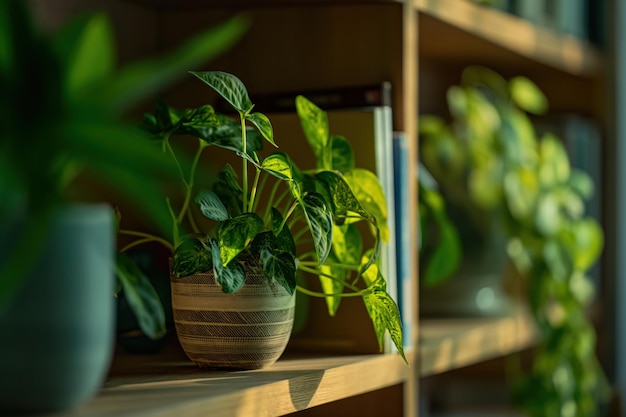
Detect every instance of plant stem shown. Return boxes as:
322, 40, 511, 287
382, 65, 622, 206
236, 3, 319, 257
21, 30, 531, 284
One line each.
296, 285, 367, 298
249, 167, 261, 213
240, 112, 248, 213
118, 229, 174, 252
279, 200, 299, 233
177, 139, 207, 224
120, 238, 158, 253
299, 261, 360, 271
298, 265, 361, 292
164, 134, 188, 188
252, 173, 269, 213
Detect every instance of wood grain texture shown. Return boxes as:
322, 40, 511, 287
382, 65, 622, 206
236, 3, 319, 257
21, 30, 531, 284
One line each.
61, 350, 410, 417
419, 307, 537, 377
415, 0, 603, 78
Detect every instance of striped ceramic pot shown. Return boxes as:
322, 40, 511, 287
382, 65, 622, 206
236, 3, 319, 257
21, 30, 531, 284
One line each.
170, 258, 295, 370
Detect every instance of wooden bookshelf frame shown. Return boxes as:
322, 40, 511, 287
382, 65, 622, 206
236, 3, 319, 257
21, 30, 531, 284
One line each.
26, 0, 606, 415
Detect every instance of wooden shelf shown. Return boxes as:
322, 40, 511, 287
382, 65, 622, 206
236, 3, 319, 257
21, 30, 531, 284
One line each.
415, 0, 603, 78
61, 349, 410, 417
419, 309, 537, 377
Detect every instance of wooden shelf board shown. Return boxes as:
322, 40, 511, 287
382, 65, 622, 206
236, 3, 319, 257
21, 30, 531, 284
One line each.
414, 0, 603, 78
62, 349, 410, 417
419, 309, 537, 377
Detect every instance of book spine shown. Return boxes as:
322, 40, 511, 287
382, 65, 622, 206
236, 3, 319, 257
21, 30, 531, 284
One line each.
393, 131, 414, 350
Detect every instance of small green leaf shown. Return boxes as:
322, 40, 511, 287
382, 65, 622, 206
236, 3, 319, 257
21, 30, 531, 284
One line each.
315, 171, 374, 223
331, 223, 362, 267
301, 192, 333, 265
195, 190, 229, 221
510, 76, 549, 114
296, 95, 330, 168
330, 135, 355, 171
568, 219, 604, 271
190, 70, 253, 114
247, 112, 276, 146
320, 252, 347, 316
363, 279, 406, 363
259, 248, 297, 295
218, 213, 264, 266
209, 238, 245, 293
422, 222, 462, 287
343, 168, 389, 242
116, 252, 166, 340
539, 133, 571, 186
172, 236, 213, 278
261, 153, 294, 180
271, 208, 296, 256
504, 167, 539, 221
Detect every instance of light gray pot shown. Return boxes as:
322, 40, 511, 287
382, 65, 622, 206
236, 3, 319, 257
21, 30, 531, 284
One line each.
0, 204, 115, 414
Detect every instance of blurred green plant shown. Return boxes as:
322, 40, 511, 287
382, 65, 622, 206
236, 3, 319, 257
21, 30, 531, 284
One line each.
420, 65, 609, 417
418, 162, 462, 287
0, 0, 247, 337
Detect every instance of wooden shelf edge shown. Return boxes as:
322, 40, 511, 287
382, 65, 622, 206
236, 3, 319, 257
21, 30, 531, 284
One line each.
414, 0, 604, 77
419, 308, 537, 377
64, 351, 411, 417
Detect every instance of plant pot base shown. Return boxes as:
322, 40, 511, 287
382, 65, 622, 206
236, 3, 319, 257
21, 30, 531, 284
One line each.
171, 265, 295, 370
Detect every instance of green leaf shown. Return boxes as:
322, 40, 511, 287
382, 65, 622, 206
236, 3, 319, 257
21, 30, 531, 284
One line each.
54, 13, 114, 99
296, 95, 330, 168
271, 208, 296, 256
418, 179, 462, 287
259, 248, 296, 295
116, 252, 166, 340
568, 219, 604, 271
261, 153, 294, 180
195, 190, 229, 221
510, 76, 549, 114
330, 135, 355, 171
539, 133, 570, 186
536, 192, 562, 237
461, 65, 509, 99
107, 16, 248, 112
362, 279, 406, 363
190, 70, 253, 114
320, 252, 347, 316
301, 192, 333, 265
209, 238, 245, 293
504, 167, 539, 221
218, 213, 264, 266
247, 112, 276, 146
342, 168, 389, 242
331, 223, 362, 266
315, 171, 374, 223
172, 236, 213, 278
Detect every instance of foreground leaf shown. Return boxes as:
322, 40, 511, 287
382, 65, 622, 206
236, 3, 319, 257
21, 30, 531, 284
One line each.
116, 252, 166, 339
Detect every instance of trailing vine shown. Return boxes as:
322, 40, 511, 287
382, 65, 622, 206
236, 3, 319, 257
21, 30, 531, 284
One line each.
419, 66, 609, 416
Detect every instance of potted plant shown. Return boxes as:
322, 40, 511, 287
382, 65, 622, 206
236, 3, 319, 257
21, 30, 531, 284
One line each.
419, 66, 609, 416
117, 71, 405, 369
0, 0, 246, 413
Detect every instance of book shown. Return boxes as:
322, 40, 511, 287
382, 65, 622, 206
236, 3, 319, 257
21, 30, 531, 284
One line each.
393, 131, 415, 350
245, 83, 399, 354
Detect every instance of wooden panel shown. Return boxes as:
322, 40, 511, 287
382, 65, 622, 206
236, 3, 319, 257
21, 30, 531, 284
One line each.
415, 0, 603, 78
419, 308, 537, 377
58, 346, 410, 417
